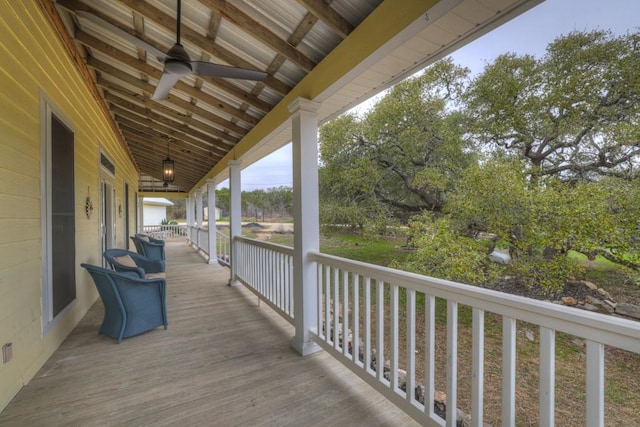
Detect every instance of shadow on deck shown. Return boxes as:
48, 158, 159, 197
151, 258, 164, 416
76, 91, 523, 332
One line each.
0, 241, 417, 426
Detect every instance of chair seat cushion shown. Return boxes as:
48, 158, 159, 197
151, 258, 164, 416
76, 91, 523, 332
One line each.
145, 272, 166, 279
114, 254, 137, 268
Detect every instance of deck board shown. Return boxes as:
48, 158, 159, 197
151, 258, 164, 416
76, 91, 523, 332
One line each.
0, 241, 418, 426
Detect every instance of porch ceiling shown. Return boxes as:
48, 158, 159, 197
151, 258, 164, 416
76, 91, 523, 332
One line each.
46, 0, 541, 193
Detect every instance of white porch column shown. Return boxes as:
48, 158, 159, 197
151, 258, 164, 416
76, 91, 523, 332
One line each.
196, 189, 204, 248
228, 160, 242, 284
289, 97, 321, 356
187, 194, 194, 243
196, 188, 204, 228
137, 195, 144, 233
207, 179, 217, 264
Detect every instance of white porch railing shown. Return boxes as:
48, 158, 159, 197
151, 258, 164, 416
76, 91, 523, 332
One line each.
141, 224, 187, 240
197, 227, 209, 254
230, 237, 640, 427
187, 225, 198, 244
216, 231, 230, 266
185, 226, 231, 266
235, 236, 294, 324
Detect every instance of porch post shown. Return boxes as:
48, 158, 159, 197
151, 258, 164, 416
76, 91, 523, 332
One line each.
196, 189, 204, 249
196, 189, 203, 228
228, 159, 242, 285
138, 195, 144, 234
186, 194, 192, 243
207, 179, 217, 264
289, 97, 321, 356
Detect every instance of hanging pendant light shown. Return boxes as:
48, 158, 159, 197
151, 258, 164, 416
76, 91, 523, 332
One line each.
162, 140, 175, 187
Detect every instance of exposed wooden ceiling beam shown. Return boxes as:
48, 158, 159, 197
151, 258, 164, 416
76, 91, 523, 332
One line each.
290, 12, 319, 46
95, 76, 248, 137
128, 148, 208, 180
207, 12, 222, 39
125, 142, 209, 180
132, 11, 147, 63
123, 132, 214, 173
130, 155, 204, 188
104, 91, 237, 147
108, 103, 230, 155
57, 0, 278, 110
116, 0, 292, 95
295, 0, 354, 38
119, 125, 216, 166
197, 0, 317, 72
76, 30, 261, 127
114, 113, 226, 159
252, 12, 318, 98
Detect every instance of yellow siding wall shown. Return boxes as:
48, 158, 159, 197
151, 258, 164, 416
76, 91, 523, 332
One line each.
0, 1, 139, 410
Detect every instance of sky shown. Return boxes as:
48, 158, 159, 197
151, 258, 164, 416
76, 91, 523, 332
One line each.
222, 0, 640, 191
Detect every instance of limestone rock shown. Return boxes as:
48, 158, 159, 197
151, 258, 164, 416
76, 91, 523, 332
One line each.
584, 296, 614, 314
615, 302, 640, 320
597, 288, 612, 299
457, 408, 471, 427
525, 328, 535, 341
582, 280, 598, 290
397, 369, 407, 391
561, 296, 577, 306
434, 390, 446, 404
415, 385, 425, 404
570, 338, 585, 347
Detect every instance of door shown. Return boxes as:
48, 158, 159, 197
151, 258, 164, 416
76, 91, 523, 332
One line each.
124, 182, 130, 249
100, 176, 115, 265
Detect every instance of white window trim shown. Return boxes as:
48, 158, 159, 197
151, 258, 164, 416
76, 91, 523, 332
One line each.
40, 92, 76, 334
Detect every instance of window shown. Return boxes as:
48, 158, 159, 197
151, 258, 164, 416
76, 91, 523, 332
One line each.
41, 96, 76, 332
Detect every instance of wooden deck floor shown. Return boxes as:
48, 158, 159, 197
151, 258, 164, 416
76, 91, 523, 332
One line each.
0, 241, 418, 426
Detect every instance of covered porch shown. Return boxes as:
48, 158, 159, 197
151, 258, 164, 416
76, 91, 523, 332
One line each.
2, 1, 639, 425
0, 240, 417, 426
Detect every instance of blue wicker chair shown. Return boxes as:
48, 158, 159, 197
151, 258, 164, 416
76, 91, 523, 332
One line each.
135, 233, 165, 245
130, 235, 165, 260
81, 263, 168, 344
103, 249, 165, 279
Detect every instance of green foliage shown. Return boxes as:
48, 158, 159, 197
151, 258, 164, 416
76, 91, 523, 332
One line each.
510, 254, 583, 293
319, 30, 640, 291
466, 30, 640, 182
215, 186, 292, 220
166, 198, 185, 220
242, 186, 293, 219
397, 214, 500, 286
215, 188, 230, 217
319, 59, 474, 226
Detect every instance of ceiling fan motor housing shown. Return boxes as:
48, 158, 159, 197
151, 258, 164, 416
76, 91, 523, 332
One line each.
165, 43, 192, 75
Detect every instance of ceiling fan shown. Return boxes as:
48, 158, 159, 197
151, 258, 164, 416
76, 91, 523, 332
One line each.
78, 0, 267, 100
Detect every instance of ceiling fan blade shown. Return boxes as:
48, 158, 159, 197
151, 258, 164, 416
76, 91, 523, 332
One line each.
191, 62, 267, 81
77, 11, 167, 62
152, 72, 181, 100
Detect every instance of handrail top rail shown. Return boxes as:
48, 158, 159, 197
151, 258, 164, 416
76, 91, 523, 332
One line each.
309, 250, 640, 353
235, 235, 295, 256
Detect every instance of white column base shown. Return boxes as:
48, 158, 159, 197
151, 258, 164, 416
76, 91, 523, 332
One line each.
291, 337, 322, 356
228, 278, 241, 287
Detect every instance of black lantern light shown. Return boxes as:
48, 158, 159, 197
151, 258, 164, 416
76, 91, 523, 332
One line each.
162, 140, 175, 187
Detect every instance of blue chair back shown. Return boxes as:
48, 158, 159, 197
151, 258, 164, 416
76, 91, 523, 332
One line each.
81, 263, 167, 343
104, 249, 165, 278
130, 236, 166, 260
